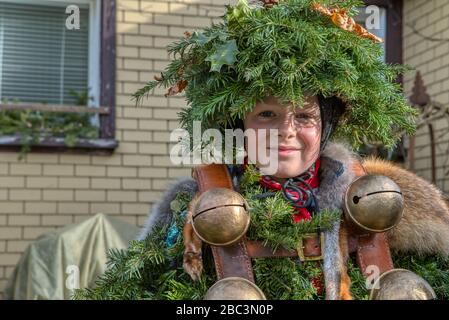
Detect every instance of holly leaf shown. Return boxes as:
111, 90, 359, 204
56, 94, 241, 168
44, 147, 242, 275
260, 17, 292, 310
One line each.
205, 40, 239, 72
190, 31, 210, 45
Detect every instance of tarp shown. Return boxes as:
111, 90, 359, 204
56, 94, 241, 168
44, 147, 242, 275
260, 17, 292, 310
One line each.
3, 213, 140, 300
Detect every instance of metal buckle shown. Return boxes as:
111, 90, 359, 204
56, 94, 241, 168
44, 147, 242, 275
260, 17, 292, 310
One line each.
297, 233, 324, 262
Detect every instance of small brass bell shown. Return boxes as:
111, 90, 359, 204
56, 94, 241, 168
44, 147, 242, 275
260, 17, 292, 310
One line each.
343, 174, 404, 233
370, 269, 436, 300
192, 188, 250, 246
204, 277, 266, 300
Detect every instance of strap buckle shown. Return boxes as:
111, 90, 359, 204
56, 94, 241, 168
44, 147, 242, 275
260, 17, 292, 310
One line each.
297, 233, 324, 262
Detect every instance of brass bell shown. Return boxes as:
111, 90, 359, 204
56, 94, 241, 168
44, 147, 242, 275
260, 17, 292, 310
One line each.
370, 269, 436, 300
343, 174, 403, 233
192, 188, 250, 246
204, 277, 266, 300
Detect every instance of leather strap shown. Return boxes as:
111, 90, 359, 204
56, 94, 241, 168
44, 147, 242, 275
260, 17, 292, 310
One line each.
246, 237, 322, 259
348, 159, 394, 277
193, 164, 255, 282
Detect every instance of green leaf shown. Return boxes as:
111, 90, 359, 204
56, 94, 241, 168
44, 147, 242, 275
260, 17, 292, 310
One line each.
205, 40, 239, 72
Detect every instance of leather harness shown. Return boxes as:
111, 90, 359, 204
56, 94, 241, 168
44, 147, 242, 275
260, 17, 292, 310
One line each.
192, 163, 394, 284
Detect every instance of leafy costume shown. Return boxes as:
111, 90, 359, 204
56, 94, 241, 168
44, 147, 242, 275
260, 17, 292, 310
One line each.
74, 0, 449, 300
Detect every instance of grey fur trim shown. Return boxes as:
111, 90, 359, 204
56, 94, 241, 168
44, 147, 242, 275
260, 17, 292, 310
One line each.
318, 141, 358, 300
137, 177, 198, 241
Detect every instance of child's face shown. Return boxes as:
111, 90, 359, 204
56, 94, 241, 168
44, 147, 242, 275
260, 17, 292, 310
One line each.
243, 95, 321, 179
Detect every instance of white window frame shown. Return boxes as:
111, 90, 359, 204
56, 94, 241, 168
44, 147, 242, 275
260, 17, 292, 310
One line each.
0, 0, 101, 107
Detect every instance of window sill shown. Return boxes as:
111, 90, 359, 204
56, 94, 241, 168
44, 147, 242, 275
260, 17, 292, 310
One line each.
0, 135, 119, 155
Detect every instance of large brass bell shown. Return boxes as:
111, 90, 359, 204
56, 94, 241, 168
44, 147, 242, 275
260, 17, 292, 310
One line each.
370, 269, 436, 300
192, 188, 250, 246
343, 175, 404, 233
204, 277, 266, 300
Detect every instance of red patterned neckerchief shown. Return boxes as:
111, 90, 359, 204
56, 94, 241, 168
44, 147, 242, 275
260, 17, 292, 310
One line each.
258, 159, 321, 223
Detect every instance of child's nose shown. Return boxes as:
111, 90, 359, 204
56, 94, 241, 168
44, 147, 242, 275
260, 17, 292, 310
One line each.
278, 114, 296, 138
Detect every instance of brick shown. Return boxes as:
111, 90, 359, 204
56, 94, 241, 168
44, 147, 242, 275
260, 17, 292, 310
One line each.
154, 108, 181, 119
10, 164, 42, 176
137, 215, 149, 227
124, 11, 152, 24
58, 202, 89, 215
26, 177, 57, 189
107, 166, 137, 177
10, 189, 41, 201
117, 46, 139, 58
110, 215, 137, 225
124, 58, 153, 70
75, 190, 106, 202
59, 154, 91, 165
152, 155, 173, 167
154, 14, 183, 25
123, 131, 152, 142
76, 166, 106, 177
122, 203, 150, 215
117, 94, 137, 107
138, 168, 168, 178
139, 120, 168, 131
123, 155, 152, 166
169, 3, 198, 15
0, 254, 21, 266
0, 227, 22, 240
25, 202, 57, 214
23, 227, 56, 239
0, 190, 6, 201
42, 215, 73, 226
0, 241, 5, 252
123, 106, 153, 119
91, 155, 122, 166
6, 241, 31, 253
5, 266, 15, 278
117, 22, 139, 34
154, 36, 177, 48
42, 190, 74, 201
154, 60, 170, 71
122, 179, 151, 190
183, 16, 212, 28
8, 215, 40, 226
43, 164, 74, 176
138, 191, 163, 202
141, 1, 169, 13
139, 25, 168, 36
0, 163, 7, 175
117, 70, 139, 82
124, 82, 147, 95
139, 48, 168, 59
139, 142, 167, 154
123, 35, 153, 47
0, 202, 23, 214
24, 153, 59, 163
169, 168, 191, 178
117, 142, 138, 154
153, 131, 171, 142
118, 0, 139, 11
169, 26, 191, 37
0, 153, 21, 162
90, 203, 121, 214
0, 176, 25, 188
59, 177, 90, 189
0, 215, 6, 225
91, 178, 121, 189
107, 191, 137, 202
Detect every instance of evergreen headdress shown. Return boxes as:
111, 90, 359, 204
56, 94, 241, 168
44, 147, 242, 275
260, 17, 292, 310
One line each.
134, 0, 416, 149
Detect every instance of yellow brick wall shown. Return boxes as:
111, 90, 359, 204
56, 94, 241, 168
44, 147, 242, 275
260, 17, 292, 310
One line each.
403, 0, 449, 193
0, 0, 236, 297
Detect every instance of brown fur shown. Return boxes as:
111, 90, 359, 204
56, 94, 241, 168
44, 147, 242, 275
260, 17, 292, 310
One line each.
338, 223, 353, 300
363, 157, 449, 256
182, 196, 203, 281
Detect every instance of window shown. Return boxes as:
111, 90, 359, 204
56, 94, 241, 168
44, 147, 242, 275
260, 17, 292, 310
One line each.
0, 0, 117, 152
355, 6, 387, 61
